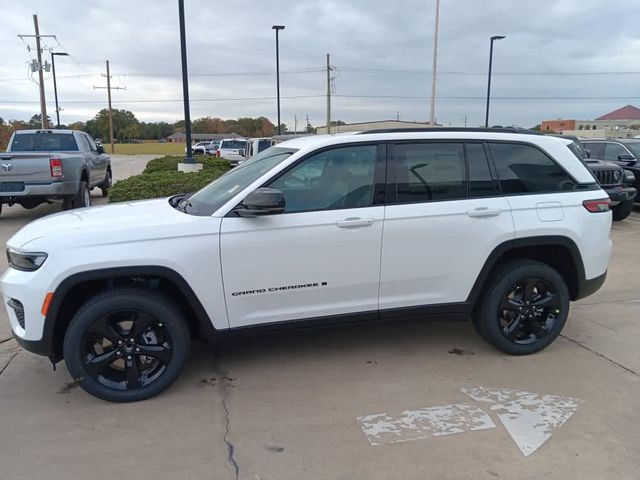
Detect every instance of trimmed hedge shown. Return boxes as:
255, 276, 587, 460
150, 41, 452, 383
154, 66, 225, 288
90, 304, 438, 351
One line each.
108, 155, 233, 203
143, 155, 231, 174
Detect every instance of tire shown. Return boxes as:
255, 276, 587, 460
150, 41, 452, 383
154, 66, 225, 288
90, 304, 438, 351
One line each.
473, 259, 570, 355
63, 288, 190, 402
612, 199, 633, 221
63, 181, 91, 210
100, 168, 112, 197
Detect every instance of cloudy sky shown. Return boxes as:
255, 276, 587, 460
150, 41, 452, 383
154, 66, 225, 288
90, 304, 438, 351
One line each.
1, 0, 640, 129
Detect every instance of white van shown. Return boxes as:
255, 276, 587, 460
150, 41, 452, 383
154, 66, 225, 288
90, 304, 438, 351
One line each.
244, 137, 275, 159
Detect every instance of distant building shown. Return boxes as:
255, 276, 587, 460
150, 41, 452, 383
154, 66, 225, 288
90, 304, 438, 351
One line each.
166, 132, 242, 143
316, 120, 439, 135
541, 105, 640, 138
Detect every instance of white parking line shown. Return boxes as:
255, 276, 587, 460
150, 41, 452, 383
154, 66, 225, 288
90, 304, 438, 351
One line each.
357, 403, 496, 446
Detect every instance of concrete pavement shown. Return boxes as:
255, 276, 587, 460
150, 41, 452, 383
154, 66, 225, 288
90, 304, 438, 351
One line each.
0, 165, 639, 479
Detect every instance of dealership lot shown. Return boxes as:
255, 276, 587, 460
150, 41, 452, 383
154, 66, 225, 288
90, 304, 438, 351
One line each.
0, 157, 639, 479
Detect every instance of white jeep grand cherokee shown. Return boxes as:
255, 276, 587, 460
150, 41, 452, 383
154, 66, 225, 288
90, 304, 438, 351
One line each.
1, 129, 612, 402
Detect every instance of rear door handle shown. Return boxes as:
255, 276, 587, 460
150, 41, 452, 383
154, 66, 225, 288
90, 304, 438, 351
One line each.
467, 207, 502, 218
336, 217, 375, 228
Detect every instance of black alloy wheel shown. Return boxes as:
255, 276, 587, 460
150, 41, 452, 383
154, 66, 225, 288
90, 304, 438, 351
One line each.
64, 288, 189, 402
498, 278, 561, 344
83, 310, 172, 391
474, 259, 570, 355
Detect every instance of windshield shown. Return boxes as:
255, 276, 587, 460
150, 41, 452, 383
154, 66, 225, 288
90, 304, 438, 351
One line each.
221, 140, 247, 150
10, 132, 78, 152
624, 142, 640, 159
184, 147, 297, 216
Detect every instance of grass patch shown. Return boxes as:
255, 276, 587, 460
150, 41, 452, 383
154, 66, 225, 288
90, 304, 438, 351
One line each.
111, 143, 188, 155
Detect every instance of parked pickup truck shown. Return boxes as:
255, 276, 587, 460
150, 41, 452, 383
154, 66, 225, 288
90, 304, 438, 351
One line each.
0, 129, 112, 215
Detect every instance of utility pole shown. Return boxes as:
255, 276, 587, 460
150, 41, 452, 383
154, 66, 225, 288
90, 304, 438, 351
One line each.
33, 15, 47, 129
19, 15, 57, 129
326, 53, 331, 134
429, 0, 440, 126
93, 60, 125, 153
272, 25, 285, 135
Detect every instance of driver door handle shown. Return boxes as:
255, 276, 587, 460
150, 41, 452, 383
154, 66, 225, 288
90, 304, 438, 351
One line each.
467, 207, 502, 218
336, 217, 375, 228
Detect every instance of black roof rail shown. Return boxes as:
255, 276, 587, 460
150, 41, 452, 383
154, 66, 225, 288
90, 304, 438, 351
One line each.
356, 127, 544, 135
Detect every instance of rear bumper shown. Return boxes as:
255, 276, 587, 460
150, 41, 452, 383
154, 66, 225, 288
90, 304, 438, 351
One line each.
0, 181, 78, 201
575, 271, 607, 300
604, 186, 636, 205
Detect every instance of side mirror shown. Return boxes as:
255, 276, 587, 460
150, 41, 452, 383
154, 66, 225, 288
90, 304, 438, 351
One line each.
96, 144, 105, 154
584, 149, 591, 158
618, 154, 635, 161
236, 188, 285, 217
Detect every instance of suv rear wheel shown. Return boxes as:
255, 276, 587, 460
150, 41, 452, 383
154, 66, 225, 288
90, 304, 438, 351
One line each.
474, 259, 570, 355
63, 288, 190, 402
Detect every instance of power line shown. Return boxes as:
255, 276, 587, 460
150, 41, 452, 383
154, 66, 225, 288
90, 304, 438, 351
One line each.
4, 94, 640, 106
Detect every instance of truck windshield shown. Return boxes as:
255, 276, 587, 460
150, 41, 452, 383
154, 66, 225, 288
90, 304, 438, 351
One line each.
184, 147, 297, 216
221, 140, 247, 150
10, 132, 78, 152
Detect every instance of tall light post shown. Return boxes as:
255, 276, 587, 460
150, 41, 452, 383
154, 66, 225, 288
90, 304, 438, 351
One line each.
50, 51, 68, 128
178, 0, 194, 164
272, 25, 285, 135
429, 0, 440, 126
485, 35, 505, 128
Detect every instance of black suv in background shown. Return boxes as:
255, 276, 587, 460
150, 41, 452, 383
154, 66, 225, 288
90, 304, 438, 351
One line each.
560, 136, 636, 220
580, 138, 640, 199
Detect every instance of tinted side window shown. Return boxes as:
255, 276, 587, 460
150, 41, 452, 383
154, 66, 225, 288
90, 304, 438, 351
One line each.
84, 134, 97, 152
488, 143, 575, 194
268, 145, 378, 213
388, 143, 466, 203
466, 143, 497, 197
603, 143, 628, 161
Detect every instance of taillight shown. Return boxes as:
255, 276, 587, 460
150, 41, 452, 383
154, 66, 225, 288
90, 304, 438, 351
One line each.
583, 198, 610, 213
50, 158, 63, 178
215, 149, 221, 157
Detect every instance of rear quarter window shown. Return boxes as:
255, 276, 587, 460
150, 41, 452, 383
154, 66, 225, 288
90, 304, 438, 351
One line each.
10, 132, 79, 152
488, 142, 576, 194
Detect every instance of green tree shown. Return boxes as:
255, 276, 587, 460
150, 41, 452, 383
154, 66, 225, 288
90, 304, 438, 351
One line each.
27, 114, 52, 128
90, 109, 139, 142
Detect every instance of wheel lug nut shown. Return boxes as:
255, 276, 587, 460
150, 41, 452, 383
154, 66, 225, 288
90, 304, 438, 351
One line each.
135, 347, 140, 353
127, 355, 132, 360
116, 351, 122, 356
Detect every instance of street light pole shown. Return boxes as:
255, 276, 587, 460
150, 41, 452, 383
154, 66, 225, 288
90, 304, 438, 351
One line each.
50, 52, 68, 128
178, 0, 194, 163
429, 0, 440, 126
485, 35, 505, 128
272, 25, 285, 135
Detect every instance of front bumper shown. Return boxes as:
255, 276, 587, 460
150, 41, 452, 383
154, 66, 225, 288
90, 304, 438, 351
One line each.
604, 186, 637, 205
1, 266, 56, 359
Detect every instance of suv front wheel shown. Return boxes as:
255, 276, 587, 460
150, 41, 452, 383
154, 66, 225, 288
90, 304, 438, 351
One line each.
63, 288, 190, 402
474, 259, 570, 355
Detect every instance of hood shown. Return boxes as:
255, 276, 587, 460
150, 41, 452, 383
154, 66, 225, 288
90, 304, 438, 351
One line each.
585, 158, 621, 170
8, 198, 209, 251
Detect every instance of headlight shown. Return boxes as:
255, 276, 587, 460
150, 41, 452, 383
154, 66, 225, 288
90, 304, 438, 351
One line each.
6, 249, 48, 271
624, 169, 636, 183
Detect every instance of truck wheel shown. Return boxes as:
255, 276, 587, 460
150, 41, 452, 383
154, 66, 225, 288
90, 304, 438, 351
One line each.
63, 288, 190, 402
473, 259, 570, 355
100, 168, 112, 197
63, 181, 91, 210
612, 199, 634, 221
